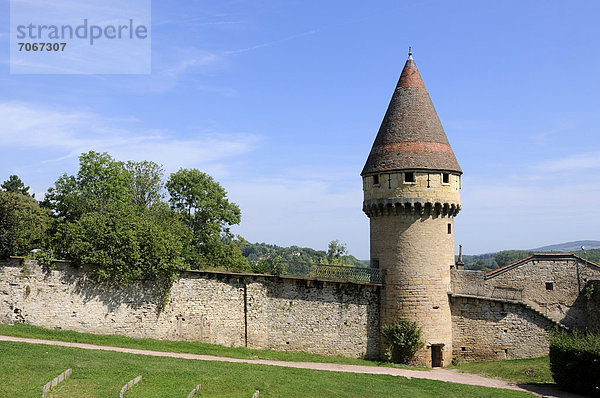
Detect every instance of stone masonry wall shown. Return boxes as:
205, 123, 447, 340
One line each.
0, 258, 380, 359
451, 295, 557, 361
363, 170, 460, 203
451, 256, 600, 329
371, 213, 455, 366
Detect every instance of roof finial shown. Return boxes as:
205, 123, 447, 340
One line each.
408, 46, 413, 60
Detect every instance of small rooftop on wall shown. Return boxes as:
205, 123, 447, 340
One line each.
361, 48, 462, 176
485, 253, 600, 279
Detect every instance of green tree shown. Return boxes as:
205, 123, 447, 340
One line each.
2, 175, 32, 197
46, 151, 188, 284
494, 250, 533, 268
326, 240, 348, 264
166, 169, 241, 235
126, 160, 165, 208
166, 168, 247, 271
0, 191, 51, 257
43, 151, 133, 221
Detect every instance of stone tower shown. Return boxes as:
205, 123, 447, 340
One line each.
362, 50, 461, 367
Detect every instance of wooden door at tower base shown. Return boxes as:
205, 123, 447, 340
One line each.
431, 344, 443, 367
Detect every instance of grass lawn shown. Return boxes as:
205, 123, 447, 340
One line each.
0, 341, 533, 397
451, 356, 553, 385
0, 323, 396, 367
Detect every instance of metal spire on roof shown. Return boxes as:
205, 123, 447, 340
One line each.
408, 46, 413, 59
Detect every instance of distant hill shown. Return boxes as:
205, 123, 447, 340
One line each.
531, 240, 600, 252
240, 242, 369, 268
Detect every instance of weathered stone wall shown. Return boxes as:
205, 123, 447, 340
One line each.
489, 257, 600, 328
246, 280, 380, 357
450, 295, 557, 361
370, 213, 455, 366
449, 255, 600, 362
363, 170, 460, 203
0, 258, 380, 359
451, 255, 600, 329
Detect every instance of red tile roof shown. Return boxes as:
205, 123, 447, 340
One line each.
361, 53, 462, 176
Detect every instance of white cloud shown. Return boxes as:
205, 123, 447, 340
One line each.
536, 151, 600, 173
162, 51, 222, 77
146, 28, 320, 91
224, 29, 319, 56
0, 101, 261, 177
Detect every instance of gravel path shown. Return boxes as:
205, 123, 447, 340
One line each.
0, 335, 583, 397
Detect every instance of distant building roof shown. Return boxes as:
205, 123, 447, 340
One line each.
362, 51, 462, 176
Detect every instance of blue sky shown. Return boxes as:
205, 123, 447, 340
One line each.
1, 0, 599, 259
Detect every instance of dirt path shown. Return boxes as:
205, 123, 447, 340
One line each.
0, 335, 582, 397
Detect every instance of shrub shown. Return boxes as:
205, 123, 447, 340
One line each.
32, 248, 55, 270
52, 204, 188, 284
550, 330, 600, 396
382, 319, 424, 364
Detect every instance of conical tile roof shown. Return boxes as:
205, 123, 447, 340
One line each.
361, 52, 462, 176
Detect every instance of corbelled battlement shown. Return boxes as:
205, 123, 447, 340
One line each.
362, 169, 460, 218
363, 198, 460, 218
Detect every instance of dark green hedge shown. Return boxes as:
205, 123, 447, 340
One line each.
550, 330, 600, 396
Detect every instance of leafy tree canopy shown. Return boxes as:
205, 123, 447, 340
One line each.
241, 241, 368, 274
45, 152, 189, 283
166, 168, 247, 271
0, 191, 51, 257
326, 240, 349, 265
43, 151, 133, 221
166, 168, 241, 237
126, 160, 165, 209
2, 175, 32, 197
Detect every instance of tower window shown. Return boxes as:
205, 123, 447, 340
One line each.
546, 282, 554, 291
442, 173, 450, 184
447, 223, 452, 234
372, 175, 380, 185
404, 172, 415, 183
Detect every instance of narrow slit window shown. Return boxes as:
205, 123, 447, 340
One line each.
443, 173, 450, 184
373, 175, 379, 185
447, 223, 452, 234
404, 172, 415, 183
